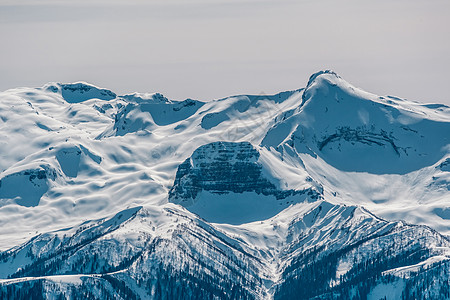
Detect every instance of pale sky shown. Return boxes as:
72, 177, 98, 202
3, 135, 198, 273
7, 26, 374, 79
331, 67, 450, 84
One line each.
1, 0, 449, 105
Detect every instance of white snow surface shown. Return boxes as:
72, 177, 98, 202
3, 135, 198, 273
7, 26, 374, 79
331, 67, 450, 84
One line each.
0, 71, 449, 252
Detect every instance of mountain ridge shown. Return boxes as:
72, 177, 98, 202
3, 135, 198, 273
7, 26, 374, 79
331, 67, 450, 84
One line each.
0, 70, 449, 299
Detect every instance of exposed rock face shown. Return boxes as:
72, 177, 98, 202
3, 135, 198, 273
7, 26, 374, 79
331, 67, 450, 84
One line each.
169, 141, 320, 206
439, 158, 450, 172
317, 126, 400, 155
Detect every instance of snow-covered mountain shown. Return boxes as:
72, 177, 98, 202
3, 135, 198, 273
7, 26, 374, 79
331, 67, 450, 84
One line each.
0, 71, 449, 299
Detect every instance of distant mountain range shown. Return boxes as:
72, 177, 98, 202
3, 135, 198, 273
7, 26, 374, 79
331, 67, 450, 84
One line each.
0, 70, 449, 299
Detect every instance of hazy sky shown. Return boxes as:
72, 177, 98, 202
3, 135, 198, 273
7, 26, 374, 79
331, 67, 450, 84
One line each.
1, 0, 449, 105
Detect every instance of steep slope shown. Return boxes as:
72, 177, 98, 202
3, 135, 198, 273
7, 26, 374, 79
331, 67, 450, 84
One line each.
263, 70, 450, 174
261, 70, 450, 234
0, 204, 267, 299
0, 200, 448, 299
168, 141, 321, 224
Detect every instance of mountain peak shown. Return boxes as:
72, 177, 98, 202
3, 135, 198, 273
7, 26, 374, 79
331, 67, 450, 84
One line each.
261, 70, 450, 175
45, 82, 117, 103
301, 70, 350, 105
305, 70, 341, 88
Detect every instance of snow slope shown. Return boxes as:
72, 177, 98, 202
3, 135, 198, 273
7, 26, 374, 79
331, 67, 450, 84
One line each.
0, 82, 303, 248
261, 70, 450, 234
0, 71, 449, 298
